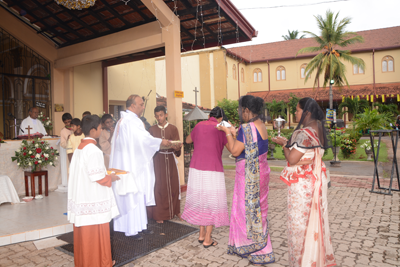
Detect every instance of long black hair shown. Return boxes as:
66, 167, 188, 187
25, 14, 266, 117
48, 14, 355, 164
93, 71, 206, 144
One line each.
238, 95, 266, 123
286, 97, 330, 150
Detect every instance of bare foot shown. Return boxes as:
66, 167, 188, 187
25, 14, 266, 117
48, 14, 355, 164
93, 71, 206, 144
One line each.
177, 213, 183, 221
156, 220, 164, 223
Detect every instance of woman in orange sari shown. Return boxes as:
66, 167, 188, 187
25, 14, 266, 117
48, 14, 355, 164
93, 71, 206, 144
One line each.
272, 98, 336, 267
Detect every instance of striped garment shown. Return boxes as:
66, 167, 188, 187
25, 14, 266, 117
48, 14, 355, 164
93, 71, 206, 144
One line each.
181, 168, 229, 228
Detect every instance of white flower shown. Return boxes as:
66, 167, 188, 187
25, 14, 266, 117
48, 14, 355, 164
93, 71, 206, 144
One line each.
44, 153, 49, 157
55, 157, 58, 160
47, 117, 49, 119
28, 163, 32, 166
46, 146, 49, 149
35, 144, 38, 148
49, 162, 53, 165
38, 160, 42, 163
29, 151, 32, 154
17, 163, 20, 166
35, 154, 40, 159
46, 121, 50, 125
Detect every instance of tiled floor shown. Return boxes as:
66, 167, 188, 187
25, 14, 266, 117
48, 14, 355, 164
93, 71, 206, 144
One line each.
0, 191, 72, 246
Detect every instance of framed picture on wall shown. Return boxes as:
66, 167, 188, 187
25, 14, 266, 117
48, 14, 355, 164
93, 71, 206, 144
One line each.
55, 104, 64, 112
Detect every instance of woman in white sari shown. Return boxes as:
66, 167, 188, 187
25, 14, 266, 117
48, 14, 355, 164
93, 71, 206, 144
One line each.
272, 98, 336, 267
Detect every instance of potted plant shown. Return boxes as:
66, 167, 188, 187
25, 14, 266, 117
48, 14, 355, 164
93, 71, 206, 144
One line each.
360, 140, 377, 160
353, 108, 393, 134
11, 138, 59, 172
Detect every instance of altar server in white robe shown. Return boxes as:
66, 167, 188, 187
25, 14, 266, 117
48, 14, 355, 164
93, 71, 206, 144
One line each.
109, 94, 171, 239
19, 107, 47, 136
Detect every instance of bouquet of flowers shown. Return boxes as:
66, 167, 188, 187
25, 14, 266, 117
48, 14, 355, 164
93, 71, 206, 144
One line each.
11, 138, 59, 171
38, 112, 53, 131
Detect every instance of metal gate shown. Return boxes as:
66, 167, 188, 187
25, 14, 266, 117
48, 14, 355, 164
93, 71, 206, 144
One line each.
0, 27, 51, 139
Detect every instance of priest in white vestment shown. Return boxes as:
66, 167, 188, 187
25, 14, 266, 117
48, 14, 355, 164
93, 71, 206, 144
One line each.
19, 107, 47, 136
109, 95, 170, 238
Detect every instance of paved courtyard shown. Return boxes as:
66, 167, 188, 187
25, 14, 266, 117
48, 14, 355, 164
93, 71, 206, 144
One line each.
1, 169, 399, 267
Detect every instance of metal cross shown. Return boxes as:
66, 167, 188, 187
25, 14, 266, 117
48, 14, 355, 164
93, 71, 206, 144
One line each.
193, 87, 199, 106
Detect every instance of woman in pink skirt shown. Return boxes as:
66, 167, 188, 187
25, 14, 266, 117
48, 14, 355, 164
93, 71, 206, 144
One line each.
218, 95, 275, 265
182, 107, 233, 248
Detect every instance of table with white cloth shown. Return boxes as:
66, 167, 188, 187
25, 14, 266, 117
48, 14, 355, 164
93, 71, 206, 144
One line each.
0, 138, 62, 196
0, 175, 21, 204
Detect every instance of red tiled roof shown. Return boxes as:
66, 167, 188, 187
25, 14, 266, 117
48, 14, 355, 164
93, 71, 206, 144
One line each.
227, 26, 400, 63
156, 96, 211, 111
248, 82, 400, 102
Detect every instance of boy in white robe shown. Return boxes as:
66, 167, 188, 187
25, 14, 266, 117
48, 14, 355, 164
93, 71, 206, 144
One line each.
68, 115, 120, 267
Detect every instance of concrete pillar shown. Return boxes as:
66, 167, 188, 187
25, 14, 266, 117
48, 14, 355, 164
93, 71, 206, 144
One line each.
142, 0, 185, 185
163, 23, 185, 185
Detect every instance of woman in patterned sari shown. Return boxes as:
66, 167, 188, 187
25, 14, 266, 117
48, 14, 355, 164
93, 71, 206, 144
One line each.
217, 95, 275, 265
272, 97, 336, 267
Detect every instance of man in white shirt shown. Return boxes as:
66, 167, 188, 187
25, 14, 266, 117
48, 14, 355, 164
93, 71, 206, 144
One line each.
109, 95, 170, 239
19, 107, 47, 136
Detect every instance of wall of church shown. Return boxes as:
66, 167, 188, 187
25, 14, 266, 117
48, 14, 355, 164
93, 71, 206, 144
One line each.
73, 62, 103, 118
108, 60, 157, 122
155, 54, 201, 107
374, 49, 400, 84
226, 56, 239, 101
199, 52, 212, 109
213, 49, 227, 103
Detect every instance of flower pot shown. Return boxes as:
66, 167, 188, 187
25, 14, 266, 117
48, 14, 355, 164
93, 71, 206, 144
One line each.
33, 164, 41, 172
365, 149, 373, 161
332, 147, 340, 162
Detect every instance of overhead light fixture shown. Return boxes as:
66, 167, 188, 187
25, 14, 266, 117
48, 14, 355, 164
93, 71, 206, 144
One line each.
55, 0, 96, 10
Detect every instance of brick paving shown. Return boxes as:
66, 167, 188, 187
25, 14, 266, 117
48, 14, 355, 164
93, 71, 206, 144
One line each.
1, 169, 400, 267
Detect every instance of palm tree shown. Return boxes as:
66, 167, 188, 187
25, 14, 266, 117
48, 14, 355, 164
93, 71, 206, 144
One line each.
373, 102, 398, 118
297, 10, 365, 110
338, 97, 370, 125
265, 100, 287, 121
282, 30, 305, 40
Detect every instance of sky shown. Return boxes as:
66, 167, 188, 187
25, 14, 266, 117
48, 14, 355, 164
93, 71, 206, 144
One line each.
224, 0, 400, 48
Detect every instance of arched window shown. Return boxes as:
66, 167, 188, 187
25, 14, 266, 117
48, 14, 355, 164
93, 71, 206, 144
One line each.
241, 68, 245, 82
253, 68, 262, 82
276, 66, 286, 81
232, 64, 237, 80
382, 56, 394, 72
353, 64, 364, 74
300, 63, 307, 79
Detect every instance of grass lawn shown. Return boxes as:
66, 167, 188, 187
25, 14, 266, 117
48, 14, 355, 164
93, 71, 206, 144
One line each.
271, 139, 389, 162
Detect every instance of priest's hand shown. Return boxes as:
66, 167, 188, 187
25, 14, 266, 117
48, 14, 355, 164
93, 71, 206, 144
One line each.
110, 173, 120, 182
161, 139, 171, 148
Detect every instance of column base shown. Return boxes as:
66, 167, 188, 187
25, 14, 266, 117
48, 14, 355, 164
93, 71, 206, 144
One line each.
55, 185, 68, 192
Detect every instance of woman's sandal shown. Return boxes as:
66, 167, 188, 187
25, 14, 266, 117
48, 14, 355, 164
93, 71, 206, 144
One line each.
198, 239, 205, 243
203, 241, 217, 248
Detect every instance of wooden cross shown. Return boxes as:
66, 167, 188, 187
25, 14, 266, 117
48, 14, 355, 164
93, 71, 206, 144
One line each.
193, 87, 199, 106
26, 126, 33, 140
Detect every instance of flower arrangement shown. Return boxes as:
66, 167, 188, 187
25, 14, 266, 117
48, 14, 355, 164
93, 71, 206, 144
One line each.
340, 138, 357, 158
360, 140, 378, 151
11, 138, 59, 171
38, 112, 53, 131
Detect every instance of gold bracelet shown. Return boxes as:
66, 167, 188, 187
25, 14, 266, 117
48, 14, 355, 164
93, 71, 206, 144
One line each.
226, 134, 232, 137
